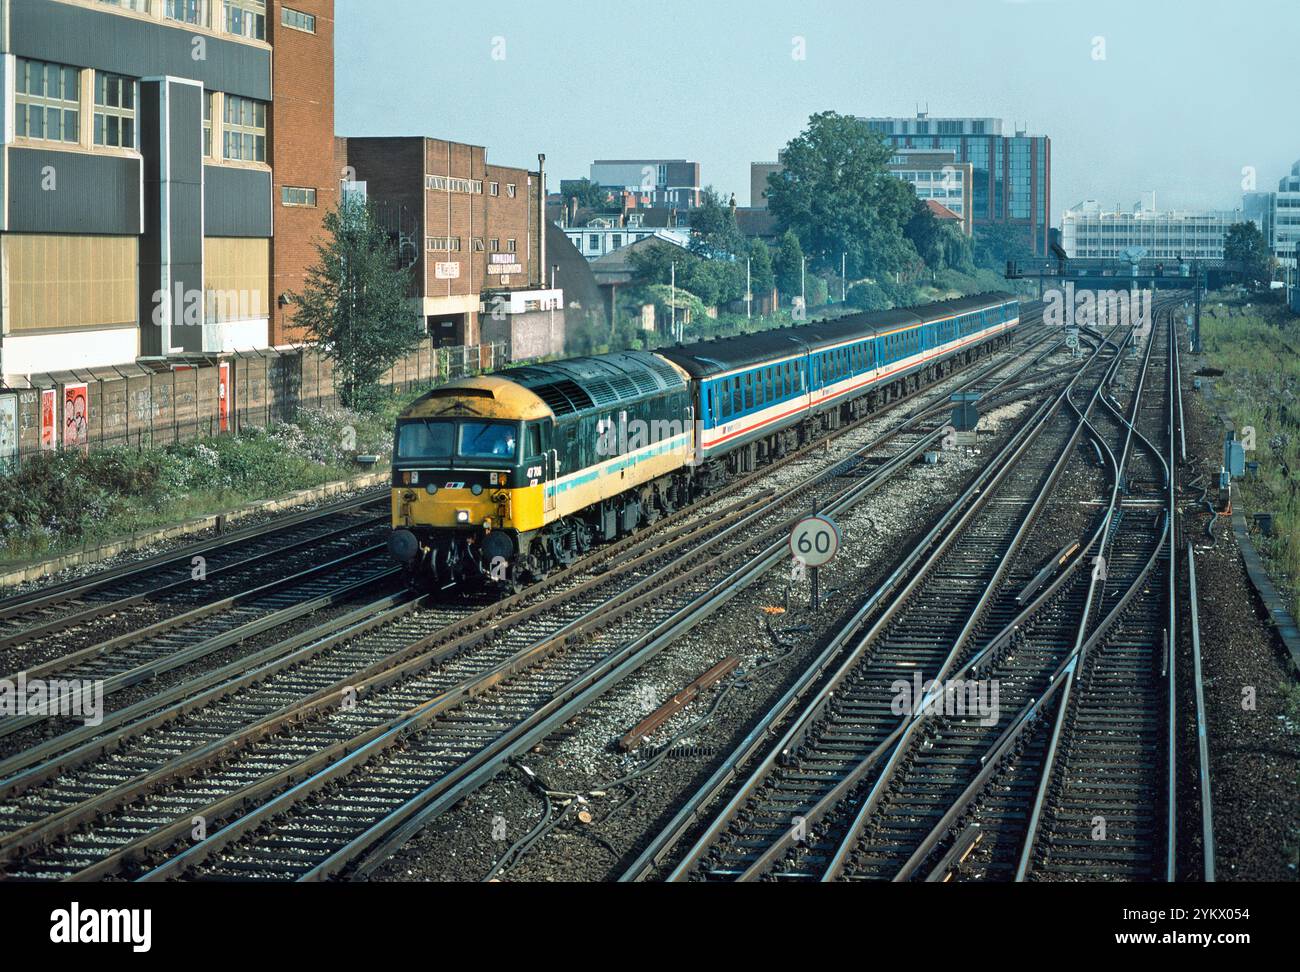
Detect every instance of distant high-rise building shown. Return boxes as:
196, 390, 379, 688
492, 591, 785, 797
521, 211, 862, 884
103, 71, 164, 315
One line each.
1246, 161, 1300, 269
858, 114, 1052, 255
589, 159, 702, 210
1061, 201, 1241, 261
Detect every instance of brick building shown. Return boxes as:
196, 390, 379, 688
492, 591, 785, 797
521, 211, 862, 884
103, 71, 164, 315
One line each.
268, 0, 335, 346
0, 0, 336, 385
339, 136, 563, 353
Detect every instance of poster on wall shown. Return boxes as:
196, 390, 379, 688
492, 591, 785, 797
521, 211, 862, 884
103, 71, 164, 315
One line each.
0, 395, 17, 473
218, 362, 232, 434
40, 389, 56, 451
63, 383, 89, 451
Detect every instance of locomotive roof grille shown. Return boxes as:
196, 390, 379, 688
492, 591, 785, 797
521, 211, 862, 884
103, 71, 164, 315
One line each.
530, 379, 595, 416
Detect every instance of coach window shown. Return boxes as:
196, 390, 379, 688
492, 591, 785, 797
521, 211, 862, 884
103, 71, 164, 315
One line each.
732, 379, 742, 416
744, 374, 754, 410
707, 386, 716, 422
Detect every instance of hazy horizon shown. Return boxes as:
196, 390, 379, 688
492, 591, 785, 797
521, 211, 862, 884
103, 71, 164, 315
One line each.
337, 0, 1300, 221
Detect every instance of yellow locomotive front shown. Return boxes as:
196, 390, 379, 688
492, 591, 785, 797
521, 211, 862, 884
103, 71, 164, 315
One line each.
388, 376, 556, 590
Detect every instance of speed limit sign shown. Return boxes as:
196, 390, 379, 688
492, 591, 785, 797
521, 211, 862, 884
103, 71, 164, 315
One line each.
790, 515, 840, 568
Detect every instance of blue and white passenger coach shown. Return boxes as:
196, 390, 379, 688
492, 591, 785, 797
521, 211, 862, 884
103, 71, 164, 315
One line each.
657, 292, 1020, 469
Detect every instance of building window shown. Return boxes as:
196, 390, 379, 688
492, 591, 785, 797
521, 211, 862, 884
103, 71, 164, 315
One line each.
223, 94, 267, 161
282, 186, 317, 207
507, 239, 517, 253
94, 72, 137, 149
203, 90, 215, 157
490, 239, 500, 252
425, 175, 483, 194
490, 182, 500, 196
506, 183, 517, 198
14, 58, 80, 144
99, 0, 153, 12
611, 234, 622, 248
426, 237, 461, 251
280, 5, 316, 31
224, 0, 266, 39
166, 0, 209, 26
588, 235, 599, 251
473, 238, 485, 251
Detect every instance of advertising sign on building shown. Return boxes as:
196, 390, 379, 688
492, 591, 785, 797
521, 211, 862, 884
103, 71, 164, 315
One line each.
487, 263, 523, 275
40, 389, 56, 451
63, 383, 89, 451
0, 395, 17, 473
435, 262, 461, 280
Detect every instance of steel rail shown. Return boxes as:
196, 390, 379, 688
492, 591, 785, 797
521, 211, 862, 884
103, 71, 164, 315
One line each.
815, 328, 1143, 883
1013, 311, 1175, 882
1185, 541, 1215, 881
0, 490, 388, 618
660, 337, 1119, 883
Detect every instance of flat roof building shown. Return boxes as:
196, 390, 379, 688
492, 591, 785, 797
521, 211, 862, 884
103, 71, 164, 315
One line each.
590, 159, 702, 211
338, 136, 561, 353
1248, 161, 1300, 269
1061, 200, 1242, 261
0, 0, 336, 384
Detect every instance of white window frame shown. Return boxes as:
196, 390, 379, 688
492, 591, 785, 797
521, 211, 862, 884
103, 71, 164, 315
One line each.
14, 57, 80, 145
93, 70, 138, 149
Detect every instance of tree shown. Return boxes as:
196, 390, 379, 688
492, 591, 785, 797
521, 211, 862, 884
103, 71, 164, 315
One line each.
972, 222, 1036, 272
773, 229, 805, 299
766, 112, 918, 279
1223, 221, 1273, 288
689, 186, 746, 260
749, 239, 775, 296
561, 178, 609, 209
291, 195, 423, 410
627, 240, 746, 308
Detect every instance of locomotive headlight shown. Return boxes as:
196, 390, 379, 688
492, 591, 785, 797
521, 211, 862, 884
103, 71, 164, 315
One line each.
471, 484, 484, 496
426, 484, 439, 496
456, 510, 471, 524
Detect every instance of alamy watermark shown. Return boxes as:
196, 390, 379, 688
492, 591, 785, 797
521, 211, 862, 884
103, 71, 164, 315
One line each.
890, 671, 1000, 727
151, 286, 264, 328
0, 672, 104, 727
1044, 284, 1152, 329
596, 415, 702, 466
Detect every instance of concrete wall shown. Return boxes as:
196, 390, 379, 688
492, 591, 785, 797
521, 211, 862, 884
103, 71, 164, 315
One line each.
0, 336, 495, 472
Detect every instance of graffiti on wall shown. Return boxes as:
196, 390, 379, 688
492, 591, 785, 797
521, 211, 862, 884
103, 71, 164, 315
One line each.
0, 396, 17, 473
63, 383, 89, 450
40, 389, 56, 451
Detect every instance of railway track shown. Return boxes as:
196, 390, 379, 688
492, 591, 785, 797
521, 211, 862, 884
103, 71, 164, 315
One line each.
0, 545, 400, 744
0, 490, 390, 653
844, 313, 1175, 883
613, 309, 1190, 878
642, 328, 1131, 881
820, 307, 1207, 885
0, 315, 1067, 881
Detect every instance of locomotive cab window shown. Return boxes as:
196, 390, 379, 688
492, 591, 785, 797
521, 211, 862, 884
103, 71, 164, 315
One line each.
459, 421, 519, 461
396, 420, 454, 462
524, 422, 545, 460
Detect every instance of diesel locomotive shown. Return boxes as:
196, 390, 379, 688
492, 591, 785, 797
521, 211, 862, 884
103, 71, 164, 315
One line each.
387, 292, 1021, 590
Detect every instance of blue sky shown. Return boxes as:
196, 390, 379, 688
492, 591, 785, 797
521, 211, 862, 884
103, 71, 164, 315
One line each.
337, 0, 1300, 220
